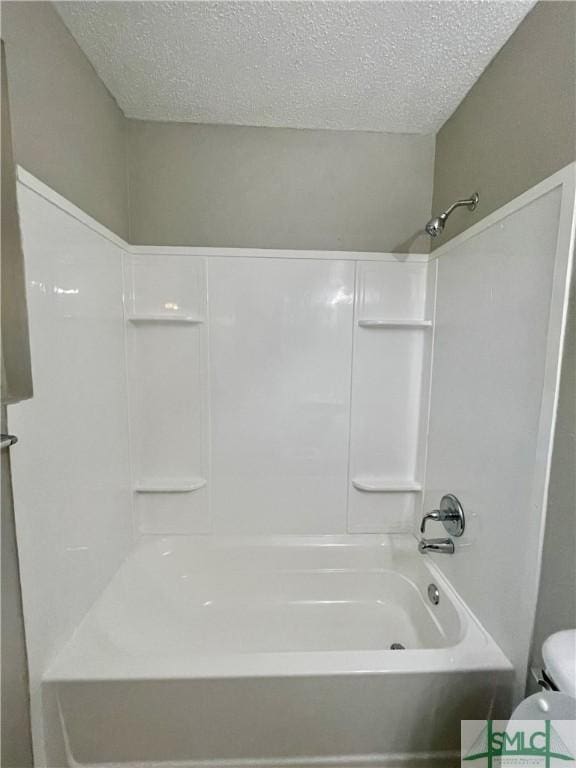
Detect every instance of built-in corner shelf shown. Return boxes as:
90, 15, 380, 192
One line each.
134, 479, 207, 493
127, 314, 204, 325
351, 479, 422, 493
358, 319, 432, 329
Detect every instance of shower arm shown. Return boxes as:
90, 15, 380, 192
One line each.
440, 193, 479, 221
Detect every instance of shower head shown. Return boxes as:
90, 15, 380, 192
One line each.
425, 193, 479, 238
425, 215, 447, 238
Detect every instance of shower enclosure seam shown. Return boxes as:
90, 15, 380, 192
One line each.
120, 252, 138, 543
418, 258, 439, 538
345, 261, 359, 534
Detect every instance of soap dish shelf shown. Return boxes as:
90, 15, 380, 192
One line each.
127, 314, 204, 325
134, 479, 207, 493
352, 479, 422, 493
358, 319, 432, 329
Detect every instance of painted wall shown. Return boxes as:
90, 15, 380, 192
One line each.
127, 120, 434, 252
529, 276, 576, 673
1, 414, 33, 768
0, 1, 128, 238
0, 1, 436, 252
1, 42, 33, 768
432, 1, 576, 244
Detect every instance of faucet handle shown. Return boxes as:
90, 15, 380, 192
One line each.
420, 510, 442, 534
420, 494, 465, 537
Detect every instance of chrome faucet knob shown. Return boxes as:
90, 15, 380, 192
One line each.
419, 494, 465, 537
420, 509, 441, 534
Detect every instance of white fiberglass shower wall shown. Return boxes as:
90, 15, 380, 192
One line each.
423, 175, 576, 697
8, 163, 575, 766
123, 251, 434, 536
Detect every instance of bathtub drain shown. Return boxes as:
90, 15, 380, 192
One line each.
390, 643, 405, 650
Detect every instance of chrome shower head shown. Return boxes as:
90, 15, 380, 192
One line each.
425, 193, 479, 238
425, 215, 447, 238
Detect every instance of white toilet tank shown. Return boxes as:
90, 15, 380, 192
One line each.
543, 629, 576, 698
511, 629, 576, 720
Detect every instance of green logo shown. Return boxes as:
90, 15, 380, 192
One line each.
464, 720, 574, 767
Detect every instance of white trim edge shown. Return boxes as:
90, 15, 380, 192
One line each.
16, 166, 430, 262
94, 751, 462, 768
129, 245, 430, 262
431, 163, 576, 260
16, 167, 128, 250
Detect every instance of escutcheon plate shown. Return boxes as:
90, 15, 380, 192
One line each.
440, 493, 465, 537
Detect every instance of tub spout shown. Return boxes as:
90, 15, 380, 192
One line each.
418, 538, 455, 555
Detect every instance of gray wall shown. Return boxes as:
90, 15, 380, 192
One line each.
1, 2, 435, 253
432, 1, 576, 244
1, 40, 33, 768
1, 408, 33, 768
128, 120, 434, 252
1, 42, 32, 406
1, 2, 128, 239
529, 277, 576, 675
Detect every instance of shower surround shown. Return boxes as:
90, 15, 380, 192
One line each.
9, 164, 575, 766
122, 248, 434, 536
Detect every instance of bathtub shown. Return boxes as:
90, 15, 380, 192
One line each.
43, 535, 512, 767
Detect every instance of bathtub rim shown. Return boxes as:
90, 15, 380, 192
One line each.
44, 534, 512, 683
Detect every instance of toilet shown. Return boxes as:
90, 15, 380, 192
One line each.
511, 629, 576, 719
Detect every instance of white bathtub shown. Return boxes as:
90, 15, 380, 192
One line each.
43, 535, 512, 767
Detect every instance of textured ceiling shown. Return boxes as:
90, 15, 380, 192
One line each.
55, 1, 536, 134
